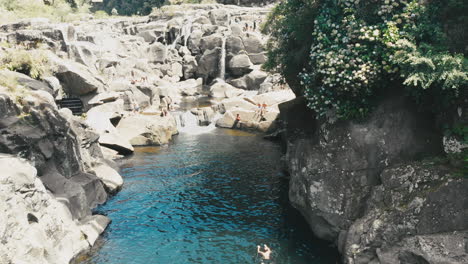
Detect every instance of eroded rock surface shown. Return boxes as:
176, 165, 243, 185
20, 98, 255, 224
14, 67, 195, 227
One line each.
282, 95, 468, 263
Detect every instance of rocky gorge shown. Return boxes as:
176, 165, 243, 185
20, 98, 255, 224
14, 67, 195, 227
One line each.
0, 3, 295, 263
0, 1, 467, 264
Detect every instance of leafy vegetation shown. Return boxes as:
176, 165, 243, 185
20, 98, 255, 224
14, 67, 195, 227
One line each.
0, 48, 51, 80
264, 0, 467, 120
100, 0, 165, 16
0, 0, 91, 22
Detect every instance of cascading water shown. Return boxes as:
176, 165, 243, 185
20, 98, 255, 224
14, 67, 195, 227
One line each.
219, 34, 227, 80
170, 18, 193, 49
175, 110, 222, 135
182, 18, 193, 47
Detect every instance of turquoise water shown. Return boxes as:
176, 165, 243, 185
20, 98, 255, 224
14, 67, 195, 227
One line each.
82, 129, 338, 264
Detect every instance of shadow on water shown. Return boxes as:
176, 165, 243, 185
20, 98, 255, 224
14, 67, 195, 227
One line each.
78, 129, 340, 264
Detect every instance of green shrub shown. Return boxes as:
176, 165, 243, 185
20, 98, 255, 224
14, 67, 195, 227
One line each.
0, 70, 20, 93
265, 0, 467, 119
262, 0, 320, 89
392, 40, 467, 110
1, 48, 50, 80
0, 0, 89, 22
94, 10, 110, 19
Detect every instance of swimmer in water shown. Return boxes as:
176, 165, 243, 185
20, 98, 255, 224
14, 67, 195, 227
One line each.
257, 244, 272, 261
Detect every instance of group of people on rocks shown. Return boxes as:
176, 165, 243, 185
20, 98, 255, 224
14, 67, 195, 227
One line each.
232, 102, 269, 129
130, 71, 149, 85
160, 96, 172, 117
128, 70, 174, 116
233, 16, 262, 32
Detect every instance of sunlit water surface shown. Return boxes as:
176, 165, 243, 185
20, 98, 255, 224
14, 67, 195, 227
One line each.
81, 129, 338, 264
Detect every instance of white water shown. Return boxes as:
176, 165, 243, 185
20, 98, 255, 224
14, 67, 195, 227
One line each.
170, 18, 193, 49
175, 111, 222, 135
219, 34, 227, 80
182, 19, 193, 47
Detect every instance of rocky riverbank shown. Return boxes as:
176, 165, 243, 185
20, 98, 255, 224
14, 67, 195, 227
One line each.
279, 95, 468, 263
0, 3, 295, 263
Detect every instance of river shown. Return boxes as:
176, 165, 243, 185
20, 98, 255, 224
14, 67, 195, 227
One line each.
80, 110, 338, 264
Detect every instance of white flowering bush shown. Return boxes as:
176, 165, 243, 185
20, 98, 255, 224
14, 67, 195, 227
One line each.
291, 0, 467, 119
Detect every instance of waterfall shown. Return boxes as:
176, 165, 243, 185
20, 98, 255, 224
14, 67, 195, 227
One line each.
182, 18, 193, 47
219, 35, 227, 80
170, 32, 181, 49
175, 111, 222, 135
170, 18, 192, 49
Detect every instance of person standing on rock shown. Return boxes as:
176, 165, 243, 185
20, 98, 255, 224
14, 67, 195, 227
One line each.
260, 102, 267, 120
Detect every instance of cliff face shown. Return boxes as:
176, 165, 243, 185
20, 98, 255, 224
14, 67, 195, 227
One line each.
0, 86, 122, 263
280, 95, 468, 263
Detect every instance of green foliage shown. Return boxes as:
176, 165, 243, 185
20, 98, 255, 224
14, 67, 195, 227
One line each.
262, 0, 320, 83
0, 48, 50, 80
0, 70, 31, 106
393, 40, 467, 110
265, 0, 467, 120
94, 10, 110, 18
101, 0, 165, 16
0, 71, 20, 93
164, 0, 216, 4
0, 0, 90, 22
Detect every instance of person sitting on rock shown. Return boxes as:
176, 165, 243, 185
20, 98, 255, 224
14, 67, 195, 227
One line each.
232, 114, 241, 129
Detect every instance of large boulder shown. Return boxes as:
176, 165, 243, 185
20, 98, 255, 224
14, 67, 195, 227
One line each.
229, 69, 268, 90
193, 16, 211, 25
252, 89, 295, 106
1, 70, 53, 95
228, 53, 253, 77
67, 41, 100, 68
199, 34, 223, 53
116, 114, 177, 146
248, 52, 267, 65
215, 97, 258, 113
53, 58, 104, 96
182, 54, 198, 79
93, 163, 123, 193
187, 29, 203, 55
147, 42, 167, 63
341, 162, 468, 263
216, 108, 278, 132
197, 48, 220, 81
209, 81, 244, 98
241, 33, 263, 54
177, 78, 202, 96
245, 70, 268, 90
209, 9, 230, 26
226, 36, 245, 55
85, 110, 134, 155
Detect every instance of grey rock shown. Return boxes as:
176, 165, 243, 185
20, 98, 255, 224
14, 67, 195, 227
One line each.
197, 48, 221, 81
147, 42, 167, 63
209, 9, 230, 26
199, 33, 223, 53
53, 57, 104, 96
228, 54, 253, 76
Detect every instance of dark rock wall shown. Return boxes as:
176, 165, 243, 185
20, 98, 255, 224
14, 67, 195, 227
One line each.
280, 93, 468, 263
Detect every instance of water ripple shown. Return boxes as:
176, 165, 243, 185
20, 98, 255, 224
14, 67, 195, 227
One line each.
82, 130, 338, 264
